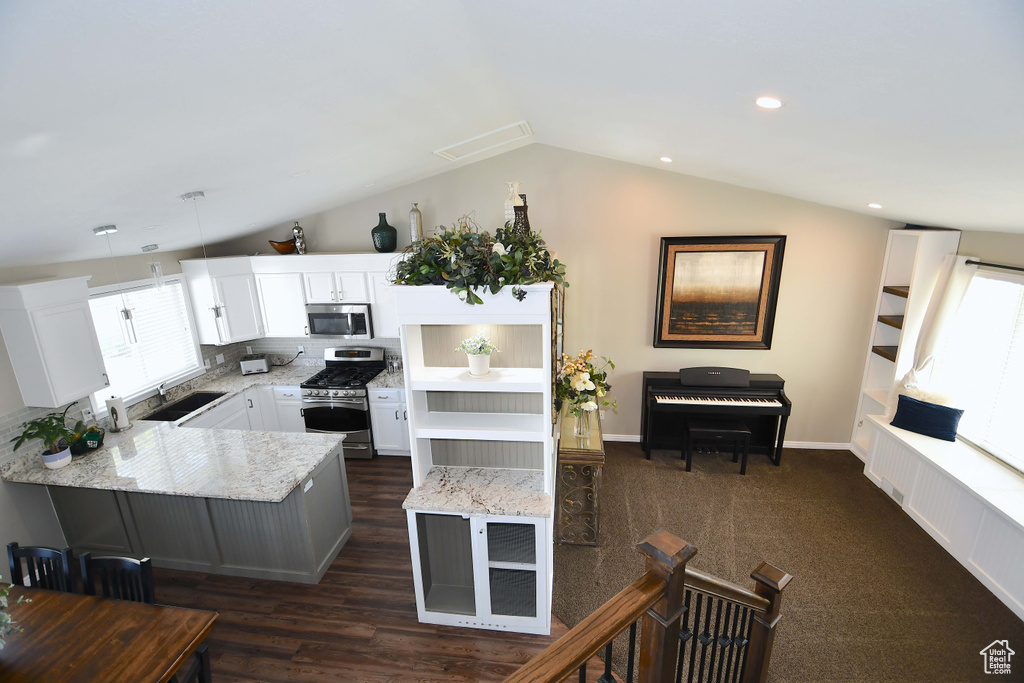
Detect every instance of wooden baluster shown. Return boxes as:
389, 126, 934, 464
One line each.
636, 530, 698, 683
740, 563, 793, 683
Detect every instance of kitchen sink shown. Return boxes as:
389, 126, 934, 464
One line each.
143, 391, 226, 422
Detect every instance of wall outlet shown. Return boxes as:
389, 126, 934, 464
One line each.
82, 407, 94, 422
204, 358, 211, 369
246, 345, 253, 355
297, 345, 304, 355
600, 409, 607, 421
215, 353, 225, 365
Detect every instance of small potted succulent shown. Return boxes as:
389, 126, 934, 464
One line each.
456, 333, 500, 377
11, 404, 78, 469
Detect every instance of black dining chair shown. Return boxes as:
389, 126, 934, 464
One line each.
79, 553, 155, 604
7, 542, 76, 593
79, 553, 210, 683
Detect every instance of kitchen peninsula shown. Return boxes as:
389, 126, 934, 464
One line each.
1, 366, 353, 585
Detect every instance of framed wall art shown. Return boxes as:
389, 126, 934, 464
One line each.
653, 235, 786, 349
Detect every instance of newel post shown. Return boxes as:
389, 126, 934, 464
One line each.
635, 530, 698, 683
741, 562, 793, 683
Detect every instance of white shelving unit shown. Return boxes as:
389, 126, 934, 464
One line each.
849, 229, 961, 459
394, 283, 556, 635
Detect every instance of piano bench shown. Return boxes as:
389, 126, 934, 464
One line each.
684, 419, 751, 475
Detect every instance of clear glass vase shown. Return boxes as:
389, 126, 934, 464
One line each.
573, 409, 592, 438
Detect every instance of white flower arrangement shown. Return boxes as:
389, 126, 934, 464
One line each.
455, 333, 500, 356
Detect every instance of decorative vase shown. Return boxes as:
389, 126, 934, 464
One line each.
504, 181, 519, 226
409, 203, 423, 243
511, 194, 531, 236
292, 221, 307, 254
573, 409, 592, 439
467, 353, 491, 377
42, 446, 72, 470
371, 213, 397, 253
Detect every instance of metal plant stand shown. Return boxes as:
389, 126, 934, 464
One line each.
557, 406, 605, 546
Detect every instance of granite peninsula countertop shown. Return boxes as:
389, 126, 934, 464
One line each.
0, 364, 346, 503
402, 466, 551, 518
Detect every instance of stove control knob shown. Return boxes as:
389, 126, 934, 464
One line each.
347, 390, 356, 397
331, 390, 341, 397
315, 390, 324, 397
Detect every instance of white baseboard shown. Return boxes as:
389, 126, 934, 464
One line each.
602, 434, 850, 451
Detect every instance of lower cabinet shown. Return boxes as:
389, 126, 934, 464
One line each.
406, 510, 551, 634
369, 388, 409, 456
273, 386, 306, 433
179, 386, 305, 433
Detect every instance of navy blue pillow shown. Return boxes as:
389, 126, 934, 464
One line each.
890, 394, 964, 442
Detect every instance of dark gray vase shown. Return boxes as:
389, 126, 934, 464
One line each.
371, 213, 397, 253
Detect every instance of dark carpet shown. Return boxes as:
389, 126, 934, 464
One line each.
551, 443, 1024, 682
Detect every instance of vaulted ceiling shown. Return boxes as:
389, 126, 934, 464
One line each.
1, 0, 1021, 267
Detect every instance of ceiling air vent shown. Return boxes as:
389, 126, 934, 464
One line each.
433, 121, 533, 161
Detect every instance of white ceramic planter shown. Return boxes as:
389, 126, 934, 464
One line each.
467, 353, 491, 377
42, 446, 72, 469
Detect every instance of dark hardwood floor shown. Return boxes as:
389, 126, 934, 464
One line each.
153, 456, 566, 682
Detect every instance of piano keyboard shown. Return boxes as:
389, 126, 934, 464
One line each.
654, 395, 783, 407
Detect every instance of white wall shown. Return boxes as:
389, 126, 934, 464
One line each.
212, 143, 898, 443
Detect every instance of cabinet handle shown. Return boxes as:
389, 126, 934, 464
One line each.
403, 410, 407, 421
395, 410, 399, 420
102, 372, 109, 386
304, 325, 309, 336
247, 399, 253, 408
282, 393, 294, 397
300, 408, 305, 417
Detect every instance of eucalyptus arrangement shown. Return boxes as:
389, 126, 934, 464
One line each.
391, 214, 567, 304
0, 584, 30, 650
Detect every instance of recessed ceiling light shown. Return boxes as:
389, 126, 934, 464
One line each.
141, 244, 159, 252
142, 224, 161, 231
755, 96, 783, 109
660, 157, 673, 163
365, 183, 375, 188
291, 170, 309, 178
92, 225, 117, 236
867, 203, 883, 209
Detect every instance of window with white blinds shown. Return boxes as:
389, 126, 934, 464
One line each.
89, 276, 203, 410
932, 269, 1024, 473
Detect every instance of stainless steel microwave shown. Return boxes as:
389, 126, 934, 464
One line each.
305, 304, 373, 340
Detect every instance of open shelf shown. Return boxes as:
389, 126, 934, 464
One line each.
882, 285, 910, 298
408, 367, 547, 393
877, 314, 904, 329
424, 585, 476, 616
871, 345, 898, 362
863, 388, 889, 406
415, 411, 549, 442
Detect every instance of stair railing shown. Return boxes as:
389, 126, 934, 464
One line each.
504, 530, 792, 683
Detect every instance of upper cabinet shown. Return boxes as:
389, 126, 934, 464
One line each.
0, 277, 110, 408
180, 258, 264, 346
255, 273, 308, 337
368, 272, 399, 338
303, 271, 369, 304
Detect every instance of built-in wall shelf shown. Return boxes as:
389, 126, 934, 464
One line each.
863, 388, 889, 406
882, 285, 910, 298
414, 411, 549, 442
871, 345, 899, 362
408, 367, 547, 393
877, 314, 904, 329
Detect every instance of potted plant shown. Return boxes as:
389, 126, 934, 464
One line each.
391, 214, 567, 305
456, 333, 500, 377
11, 404, 78, 469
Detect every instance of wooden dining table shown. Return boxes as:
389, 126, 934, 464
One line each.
0, 586, 217, 682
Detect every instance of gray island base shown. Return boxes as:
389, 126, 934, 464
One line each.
3, 420, 353, 584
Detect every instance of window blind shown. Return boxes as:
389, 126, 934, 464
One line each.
89, 278, 202, 408
932, 270, 1024, 472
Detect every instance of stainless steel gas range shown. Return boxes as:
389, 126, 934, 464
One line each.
300, 347, 385, 459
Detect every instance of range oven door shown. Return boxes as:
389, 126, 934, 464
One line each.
305, 304, 373, 340
302, 397, 373, 459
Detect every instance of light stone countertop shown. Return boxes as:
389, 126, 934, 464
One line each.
402, 466, 552, 518
366, 372, 405, 390
0, 363, 344, 503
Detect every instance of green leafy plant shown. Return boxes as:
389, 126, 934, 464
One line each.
0, 584, 30, 650
11, 404, 77, 455
556, 349, 617, 417
455, 333, 500, 356
391, 214, 567, 304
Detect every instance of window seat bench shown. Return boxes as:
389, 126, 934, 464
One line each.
865, 414, 1024, 620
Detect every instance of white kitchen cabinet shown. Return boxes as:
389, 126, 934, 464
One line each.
243, 387, 264, 430
304, 272, 370, 304
257, 385, 279, 431
273, 386, 306, 433
0, 277, 110, 408
368, 272, 399, 339
180, 258, 264, 346
255, 273, 308, 337
369, 388, 409, 455
406, 511, 549, 634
